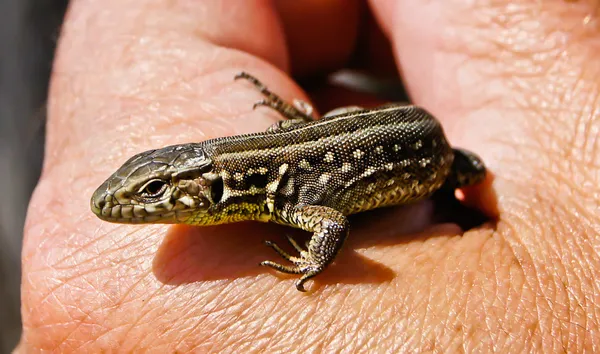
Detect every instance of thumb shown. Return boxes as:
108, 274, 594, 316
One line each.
370, 0, 600, 345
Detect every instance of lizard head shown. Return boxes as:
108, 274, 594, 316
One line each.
90, 143, 222, 224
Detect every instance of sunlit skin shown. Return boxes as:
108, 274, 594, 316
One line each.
19, 1, 600, 352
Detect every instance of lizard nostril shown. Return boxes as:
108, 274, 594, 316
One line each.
91, 188, 107, 215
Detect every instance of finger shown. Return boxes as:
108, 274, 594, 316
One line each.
370, 0, 600, 350
370, 0, 599, 219
274, 0, 362, 76
45, 1, 301, 171
22, 0, 315, 351
275, 0, 401, 79
370, 1, 600, 165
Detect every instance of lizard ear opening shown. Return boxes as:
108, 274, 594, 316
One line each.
210, 177, 224, 204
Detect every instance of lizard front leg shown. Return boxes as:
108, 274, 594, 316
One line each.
261, 205, 349, 292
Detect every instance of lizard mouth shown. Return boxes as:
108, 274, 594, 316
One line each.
92, 208, 193, 224
90, 196, 194, 224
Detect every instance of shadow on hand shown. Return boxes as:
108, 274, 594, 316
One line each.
151, 198, 484, 289
152, 221, 397, 288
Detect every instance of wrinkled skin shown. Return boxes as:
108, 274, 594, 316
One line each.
20, 0, 600, 352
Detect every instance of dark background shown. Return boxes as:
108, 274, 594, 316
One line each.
0, 0, 68, 351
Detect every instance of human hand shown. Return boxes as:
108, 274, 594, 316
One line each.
20, 1, 599, 352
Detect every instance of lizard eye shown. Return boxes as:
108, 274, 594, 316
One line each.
138, 179, 168, 198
